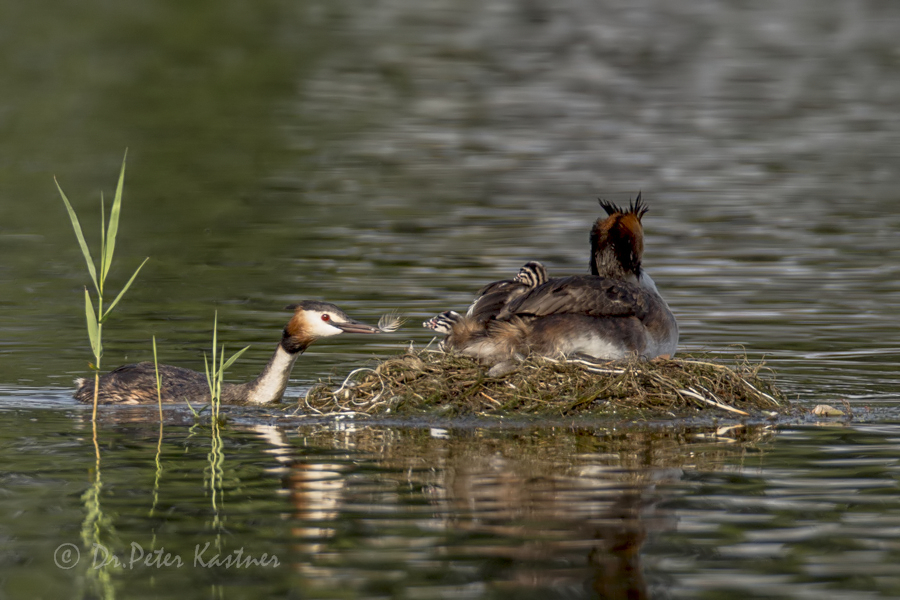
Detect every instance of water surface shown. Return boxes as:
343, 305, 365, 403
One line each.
2, 0, 900, 598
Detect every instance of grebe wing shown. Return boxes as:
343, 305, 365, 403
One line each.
466, 261, 549, 323
102, 362, 208, 385
467, 280, 522, 323
472, 278, 517, 299
498, 276, 646, 320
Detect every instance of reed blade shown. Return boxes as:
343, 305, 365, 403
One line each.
218, 343, 225, 384
203, 353, 213, 396
211, 312, 218, 374
99, 193, 106, 291
84, 288, 101, 364
57, 179, 99, 295
216, 344, 226, 411
222, 345, 251, 372
152, 336, 163, 417
102, 152, 127, 283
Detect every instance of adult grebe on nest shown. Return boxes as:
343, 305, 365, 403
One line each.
75, 301, 399, 405
424, 194, 677, 372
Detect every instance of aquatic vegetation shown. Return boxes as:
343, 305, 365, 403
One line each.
299, 350, 787, 418
202, 310, 249, 417
152, 336, 163, 417
56, 152, 148, 419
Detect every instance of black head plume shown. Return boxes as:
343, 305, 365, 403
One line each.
597, 192, 648, 219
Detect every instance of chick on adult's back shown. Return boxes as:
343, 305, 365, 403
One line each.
424, 195, 678, 366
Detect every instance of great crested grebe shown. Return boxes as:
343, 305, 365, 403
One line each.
74, 301, 391, 405
424, 195, 678, 369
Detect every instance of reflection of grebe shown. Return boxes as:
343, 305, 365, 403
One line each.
424, 195, 678, 367
74, 301, 388, 405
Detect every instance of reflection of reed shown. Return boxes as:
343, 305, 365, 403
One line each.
149, 421, 164, 518
280, 423, 773, 597
205, 417, 226, 549
80, 442, 117, 600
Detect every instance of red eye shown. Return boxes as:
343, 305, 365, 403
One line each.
321, 314, 331, 322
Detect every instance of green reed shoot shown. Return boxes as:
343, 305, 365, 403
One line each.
203, 311, 250, 417
56, 151, 148, 420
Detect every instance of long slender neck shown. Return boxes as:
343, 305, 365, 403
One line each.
591, 243, 641, 283
222, 343, 302, 405
590, 214, 644, 282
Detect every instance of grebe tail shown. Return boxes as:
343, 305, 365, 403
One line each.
74, 301, 385, 405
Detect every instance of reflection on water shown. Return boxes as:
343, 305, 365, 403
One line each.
3, 1, 900, 598
280, 424, 703, 599
6, 407, 900, 599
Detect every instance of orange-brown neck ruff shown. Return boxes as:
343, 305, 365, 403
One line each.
282, 313, 314, 354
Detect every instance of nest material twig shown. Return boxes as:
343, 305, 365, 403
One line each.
296, 350, 788, 418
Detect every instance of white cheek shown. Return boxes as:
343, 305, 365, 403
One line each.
308, 317, 344, 338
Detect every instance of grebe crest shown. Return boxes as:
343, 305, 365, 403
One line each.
75, 301, 390, 405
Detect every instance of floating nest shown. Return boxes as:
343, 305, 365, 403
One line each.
295, 350, 788, 419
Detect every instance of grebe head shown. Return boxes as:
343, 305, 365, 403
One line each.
514, 261, 548, 288
423, 310, 462, 334
590, 192, 647, 281
282, 300, 381, 353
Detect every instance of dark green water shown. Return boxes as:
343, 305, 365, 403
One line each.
2, 0, 900, 598
5, 407, 900, 599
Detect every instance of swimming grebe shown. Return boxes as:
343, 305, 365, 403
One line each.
74, 301, 389, 405
424, 196, 678, 368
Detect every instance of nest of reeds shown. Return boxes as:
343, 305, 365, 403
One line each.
295, 350, 788, 418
